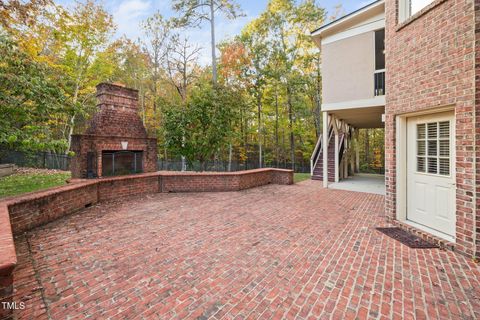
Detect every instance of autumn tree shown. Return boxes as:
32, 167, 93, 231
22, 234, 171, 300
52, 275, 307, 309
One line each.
218, 40, 252, 166
238, 21, 272, 168
0, 0, 328, 173
54, 0, 115, 151
0, 0, 52, 32
258, 0, 324, 169
108, 38, 150, 122
1, 0, 116, 153
0, 35, 69, 152
217, 0, 325, 170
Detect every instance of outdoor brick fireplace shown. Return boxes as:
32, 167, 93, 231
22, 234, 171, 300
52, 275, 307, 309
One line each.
71, 83, 157, 178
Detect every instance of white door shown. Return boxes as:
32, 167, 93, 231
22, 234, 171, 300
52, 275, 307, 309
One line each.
407, 112, 455, 238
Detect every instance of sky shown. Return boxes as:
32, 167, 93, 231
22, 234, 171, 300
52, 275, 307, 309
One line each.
57, 0, 370, 64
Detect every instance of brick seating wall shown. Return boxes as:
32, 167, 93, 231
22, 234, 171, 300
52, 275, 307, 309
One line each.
0, 168, 293, 317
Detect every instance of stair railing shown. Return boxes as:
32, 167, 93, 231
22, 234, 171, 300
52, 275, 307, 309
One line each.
310, 124, 334, 176
310, 134, 322, 175
338, 133, 346, 179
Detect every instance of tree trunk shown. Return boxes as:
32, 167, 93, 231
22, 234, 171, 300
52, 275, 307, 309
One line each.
257, 92, 262, 168
314, 53, 322, 138
287, 86, 295, 171
181, 131, 186, 171
275, 84, 279, 167
239, 107, 247, 169
181, 93, 187, 171
210, 1, 217, 85
365, 129, 370, 165
66, 81, 80, 153
153, 79, 157, 113
228, 143, 232, 172
66, 114, 75, 153
244, 116, 248, 169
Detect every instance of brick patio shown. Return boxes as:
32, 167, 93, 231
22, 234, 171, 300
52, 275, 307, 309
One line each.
11, 181, 480, 319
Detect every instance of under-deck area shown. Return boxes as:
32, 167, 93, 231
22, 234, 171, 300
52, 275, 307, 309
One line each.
310, 104, 385, 190
330, 173, 385, 195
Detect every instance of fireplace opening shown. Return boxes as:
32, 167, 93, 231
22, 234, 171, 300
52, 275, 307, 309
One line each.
102, 151, 143, 176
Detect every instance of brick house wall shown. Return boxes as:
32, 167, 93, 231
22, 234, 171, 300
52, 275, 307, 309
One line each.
475, 0, 480, 260
384, 0, 478, 256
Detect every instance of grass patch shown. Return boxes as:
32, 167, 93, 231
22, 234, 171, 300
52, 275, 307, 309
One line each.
294, 173, 310, 183
0, 171, 71, 198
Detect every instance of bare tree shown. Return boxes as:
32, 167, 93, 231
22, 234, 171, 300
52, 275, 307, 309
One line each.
164, 35, 201, 102
172, 0, 243, 84
164, 34, 201, 171
141, 12, 171, 112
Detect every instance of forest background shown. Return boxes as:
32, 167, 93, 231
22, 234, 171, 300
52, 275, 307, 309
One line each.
0, 0, 384, 172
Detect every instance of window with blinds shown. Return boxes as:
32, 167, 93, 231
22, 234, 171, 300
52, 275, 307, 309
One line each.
416, 121, 450, 175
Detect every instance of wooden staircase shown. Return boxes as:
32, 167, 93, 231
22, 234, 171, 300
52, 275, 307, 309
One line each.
310, 124, 346, 182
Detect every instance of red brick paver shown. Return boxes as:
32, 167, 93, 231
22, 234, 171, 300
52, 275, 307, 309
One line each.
11, 181, 480, 319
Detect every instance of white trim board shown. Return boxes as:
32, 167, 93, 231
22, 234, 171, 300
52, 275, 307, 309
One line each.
311, 0, 385, 37
322, 96, 385, 111
322, 18, 385, 45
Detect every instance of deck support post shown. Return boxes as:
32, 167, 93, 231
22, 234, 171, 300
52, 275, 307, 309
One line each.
343, 125, 349, 178
355, 130, 360, 173
323, 112, 329, 188
333, 118, 340, 183
350, 128, 355, 175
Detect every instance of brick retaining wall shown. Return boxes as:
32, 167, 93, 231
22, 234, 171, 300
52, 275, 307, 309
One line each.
7, 183, 99, 235
0, 168, 293, 317
0, 204, 15, 320
97, 174, 160, 202
160, 169, 290, 192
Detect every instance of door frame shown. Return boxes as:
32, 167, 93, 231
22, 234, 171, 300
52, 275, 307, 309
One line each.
395, 106, 456, 242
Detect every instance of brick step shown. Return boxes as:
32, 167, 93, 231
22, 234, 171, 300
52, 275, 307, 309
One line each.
311, 176, 335, 182
313, 172, 335, 177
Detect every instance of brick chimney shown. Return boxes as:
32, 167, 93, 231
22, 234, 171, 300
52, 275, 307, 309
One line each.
85, 83, 147, 138
96, 82, 138, 110
70, 83, 157, 179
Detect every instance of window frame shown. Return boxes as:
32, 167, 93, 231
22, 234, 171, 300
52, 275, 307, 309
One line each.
398, 0, 436, 22
415, 120, 451, 177
398, 0, 411, 23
